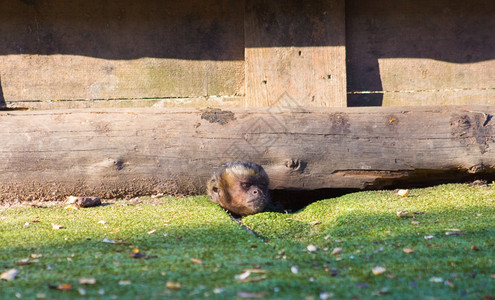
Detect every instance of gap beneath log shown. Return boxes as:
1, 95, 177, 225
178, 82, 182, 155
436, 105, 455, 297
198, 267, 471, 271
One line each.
273, 173, 495, 213
1, 106, 495, 202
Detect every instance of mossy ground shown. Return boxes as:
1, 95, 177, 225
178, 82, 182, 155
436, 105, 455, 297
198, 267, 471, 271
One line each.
1, 184, 494, 299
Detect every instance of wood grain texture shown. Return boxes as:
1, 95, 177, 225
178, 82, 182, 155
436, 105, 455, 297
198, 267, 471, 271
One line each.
0, 0, 244, 102
347, 0, 495, 106
2, 106, 495, 201
245, 0, 346, 107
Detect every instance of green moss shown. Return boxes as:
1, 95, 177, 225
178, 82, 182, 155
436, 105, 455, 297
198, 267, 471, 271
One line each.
1, 184, 494, 299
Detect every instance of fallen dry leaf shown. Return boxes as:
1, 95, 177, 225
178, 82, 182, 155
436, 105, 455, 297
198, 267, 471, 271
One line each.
424, 235, 435, 240
319, 292, 334, 299
166, 281, 182, 290
102, 237, 116, 244
78, 277, 96, 285
148, 229, 157, 235
403, 248, 414, 254
191, 258, 203, 265
1, 268, 19, 281
429, 277, 443, 283
49, 283, 72, 291
397, 189, 409, 197
15, 258, 31, 266
471, 245, 481, 251
445, 230, 465, 236
396, 210, 412, 218
235, 269, 267, 282
119, 280, 131, 286
31, 253, 42, 259
372, 266, 386, 276
97, 220, 107, 225
307, 245, 317, 252
237, 291, 267, 298
310, 220, 322, 226
58, 283, 72, 291
236, 270, 252, 281
290, 266, 299, 274
51, 223, 64, 230
331, 247, 342, 256
411, 221, 420, 226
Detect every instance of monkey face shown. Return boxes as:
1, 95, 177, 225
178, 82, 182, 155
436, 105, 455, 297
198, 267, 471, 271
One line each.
207, 161, 271, 216
224, 176, 270, 216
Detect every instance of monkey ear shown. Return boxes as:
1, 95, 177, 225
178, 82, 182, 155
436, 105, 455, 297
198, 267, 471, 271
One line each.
209, 187, 220, 203
207, 179, 220, 203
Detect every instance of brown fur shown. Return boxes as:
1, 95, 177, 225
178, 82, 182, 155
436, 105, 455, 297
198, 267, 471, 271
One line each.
207, 161, 270, 216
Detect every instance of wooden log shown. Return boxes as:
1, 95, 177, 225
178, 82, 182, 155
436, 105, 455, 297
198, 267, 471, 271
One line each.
1, 106, 495, 201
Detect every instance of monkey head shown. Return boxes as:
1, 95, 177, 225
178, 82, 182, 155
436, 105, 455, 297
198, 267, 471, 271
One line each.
207, 161, 271, 216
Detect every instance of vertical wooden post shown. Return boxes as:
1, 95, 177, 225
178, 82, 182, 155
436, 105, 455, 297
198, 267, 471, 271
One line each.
244, 0, 346, 107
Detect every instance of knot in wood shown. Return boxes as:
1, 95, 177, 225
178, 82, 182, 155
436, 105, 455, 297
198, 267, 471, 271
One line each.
200, 108, 236, 125
286, 159, 301, 170
114, 158, 125, 170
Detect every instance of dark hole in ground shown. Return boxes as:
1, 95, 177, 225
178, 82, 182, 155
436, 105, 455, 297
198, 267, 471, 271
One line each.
271, 188, 359, 213
272, 173, 495, 213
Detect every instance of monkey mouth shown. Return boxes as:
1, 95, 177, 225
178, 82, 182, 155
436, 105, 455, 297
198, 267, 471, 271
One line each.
227, 197, 271, 216
246, 198, 269, 211
246, 197, 268, 206
234, 205, 265, 216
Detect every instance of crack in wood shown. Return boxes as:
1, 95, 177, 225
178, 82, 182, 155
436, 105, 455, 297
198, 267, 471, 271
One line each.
333, 170, 411, 178
348, 87, 495, 94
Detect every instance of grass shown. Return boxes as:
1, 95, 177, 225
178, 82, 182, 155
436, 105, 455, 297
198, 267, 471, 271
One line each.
0, 184, 494, 299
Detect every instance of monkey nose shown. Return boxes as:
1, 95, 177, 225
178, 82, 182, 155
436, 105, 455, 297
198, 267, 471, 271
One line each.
252, 189, 262, 196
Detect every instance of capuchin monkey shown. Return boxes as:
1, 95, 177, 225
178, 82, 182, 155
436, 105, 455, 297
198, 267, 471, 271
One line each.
207, 161, 271, 216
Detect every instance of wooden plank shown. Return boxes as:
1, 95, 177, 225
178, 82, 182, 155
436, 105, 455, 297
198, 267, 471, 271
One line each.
347, 0, 495, 106
0, 0, 244, 103
2, 106, 495, 201
245, 0, 346, 107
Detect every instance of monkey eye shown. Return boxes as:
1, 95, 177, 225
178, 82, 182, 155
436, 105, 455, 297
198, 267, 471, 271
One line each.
240, 182, 251, 189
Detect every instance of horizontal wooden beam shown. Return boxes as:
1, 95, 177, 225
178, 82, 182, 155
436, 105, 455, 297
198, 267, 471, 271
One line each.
2, 106, 495, 201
